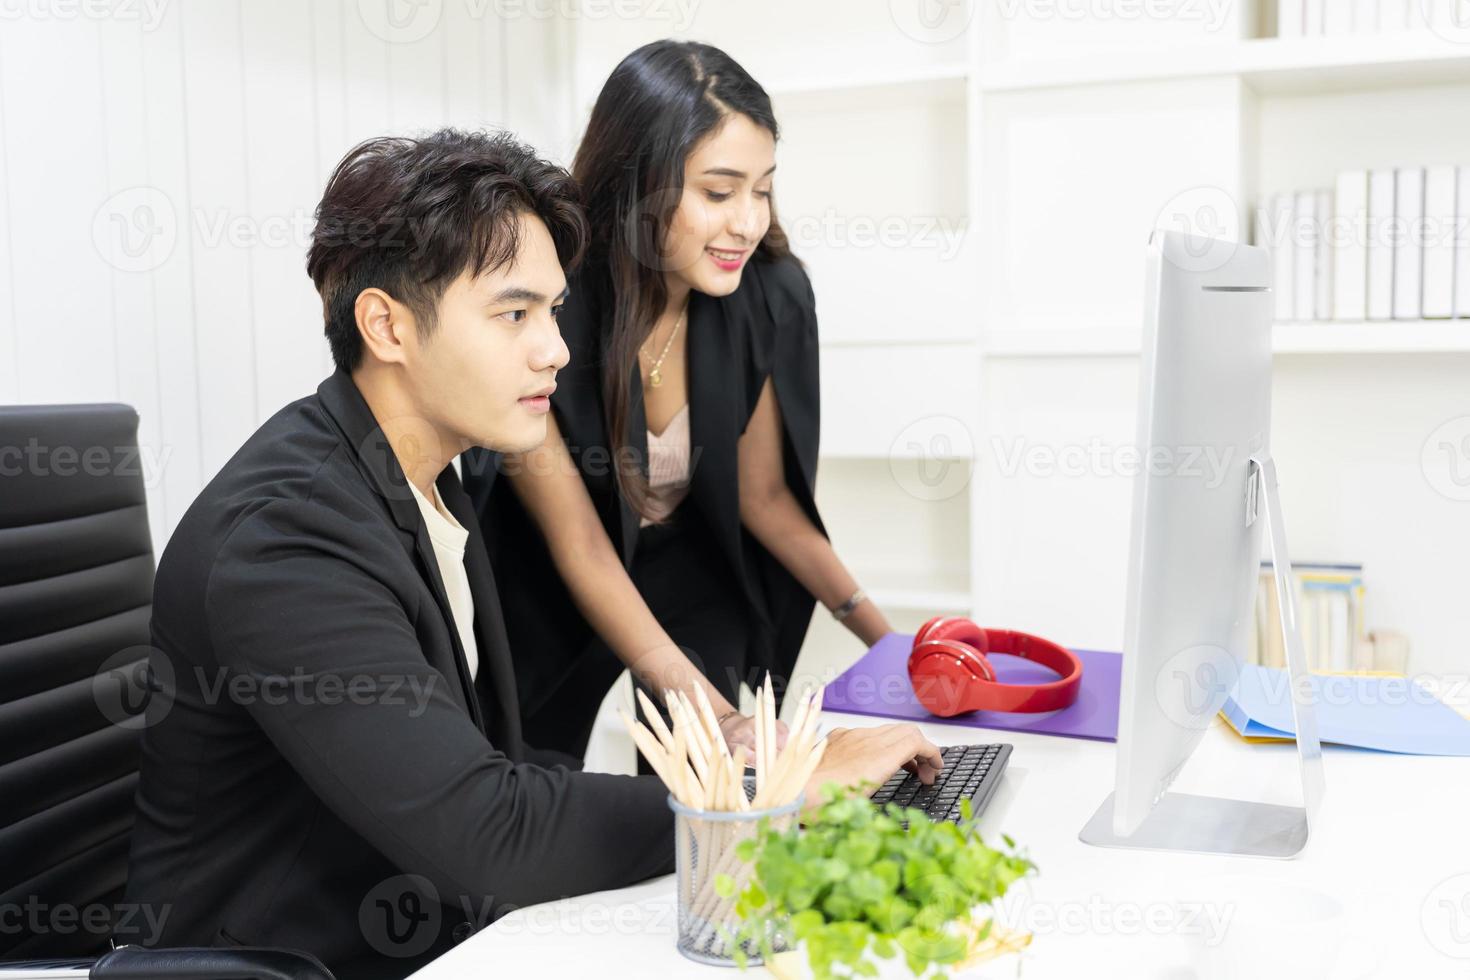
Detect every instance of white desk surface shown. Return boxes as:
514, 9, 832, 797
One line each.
411, 710, 1470, 979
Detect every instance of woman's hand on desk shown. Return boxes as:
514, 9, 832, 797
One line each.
805, 724, 943, 806
719, 712, 789, 755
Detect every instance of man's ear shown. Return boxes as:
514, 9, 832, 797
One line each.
355, 287, 413, 366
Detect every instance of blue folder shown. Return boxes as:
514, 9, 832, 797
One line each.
1221, 664, 1470, 756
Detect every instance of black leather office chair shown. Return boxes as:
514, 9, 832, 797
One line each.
0, 404, 333, 980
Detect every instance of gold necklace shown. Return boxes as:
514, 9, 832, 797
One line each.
642, 306, 686, 388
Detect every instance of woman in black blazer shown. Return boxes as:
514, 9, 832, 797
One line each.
463, 39, 892, 761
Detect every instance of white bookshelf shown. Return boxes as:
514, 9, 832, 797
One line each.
980, 32, 1470, 94
983, 328, 1143, 358
1271, 320, 1470, 353
983, 321, 1470, 357
974, 14, 1470, 674
566, 6, 1470, 692
765, 62, 968, 98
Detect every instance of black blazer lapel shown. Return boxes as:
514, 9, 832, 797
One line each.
439, 469, 524, 758
618, 361, 649, 564
687, 292, 761, 617
315, 370, 487, 734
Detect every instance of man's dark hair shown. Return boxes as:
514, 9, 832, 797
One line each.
307, 128, 587, 373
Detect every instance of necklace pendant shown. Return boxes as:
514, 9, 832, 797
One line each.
649, 368, 662, 387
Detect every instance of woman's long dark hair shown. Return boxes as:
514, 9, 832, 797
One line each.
572, 40, 795, 519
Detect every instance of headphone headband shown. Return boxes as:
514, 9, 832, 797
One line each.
907, 618, 1083, 716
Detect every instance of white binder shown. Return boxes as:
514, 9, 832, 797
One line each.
1271, 193, 1296, 322
1457, 166, 1470, 319
1295, 191, 1319, 322
1423, 165, 1457, 320
1333, 171, 1368, 321
1367, 169, 1396, 321
1393, 167, 1425, 321
1315, 189, 1335, 321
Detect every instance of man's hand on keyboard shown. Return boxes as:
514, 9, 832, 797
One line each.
805, 724, 944, 808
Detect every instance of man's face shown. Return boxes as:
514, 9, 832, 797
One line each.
402, 211, 570, 455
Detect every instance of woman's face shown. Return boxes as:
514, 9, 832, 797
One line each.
662, 112, 776, 298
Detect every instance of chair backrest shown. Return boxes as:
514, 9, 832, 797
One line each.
0, 404, 156, 958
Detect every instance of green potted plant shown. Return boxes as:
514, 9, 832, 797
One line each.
715, 784, 1036, 979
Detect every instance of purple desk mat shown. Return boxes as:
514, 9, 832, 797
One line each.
822, 633, 1121, 742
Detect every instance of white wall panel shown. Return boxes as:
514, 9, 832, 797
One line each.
819, 343, 981, 459
0, 41, 15, 403
981, 77, 1247, 336
138, 3, 205, 544
976, 355, 1138, 650
242, 0, 333, 416
99, 15, 168, 543
3, 0, 569, 556
2, 18, 115, 405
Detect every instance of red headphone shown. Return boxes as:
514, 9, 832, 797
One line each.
907, 617, 1084, 717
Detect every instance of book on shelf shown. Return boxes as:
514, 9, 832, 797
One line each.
1393, 166, 1425, 320
1322, 0, 1354, 33
1278, 0, 1305, 37
1423, 164, 1457, 319
1263, 193, 1296, 322
1250, 561, 1375, 672
1378, 0, 1413, 30
1351, 0, 1377, 30
1333, 170, 1369, 321
1273, 0, 1450, 34
1263, 161, 1470, 326
1458, 166, 1470, 319
1305, 0, 1326, 34
1294, 190, 1319, 323
1366, 168, 1396, 321
1314, 188, 1335, 321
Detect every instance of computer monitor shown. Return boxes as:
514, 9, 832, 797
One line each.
1079, 229, 1325, 859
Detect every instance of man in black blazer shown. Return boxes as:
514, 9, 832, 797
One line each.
124, 129, 941, 980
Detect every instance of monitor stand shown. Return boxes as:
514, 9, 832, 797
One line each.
1079, 455, 1326, 859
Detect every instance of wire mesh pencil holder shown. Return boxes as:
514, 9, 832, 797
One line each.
667, 792, 803, 966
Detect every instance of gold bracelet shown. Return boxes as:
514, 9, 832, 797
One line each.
831, 588, 867, 622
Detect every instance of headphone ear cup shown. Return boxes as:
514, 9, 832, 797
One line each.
914, 616, 946, 647
922, 617, 989, 653
921, 638, 997, 683
908, 640, 994, 717
908, 647, 974, 717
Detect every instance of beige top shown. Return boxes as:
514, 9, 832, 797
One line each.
406, 478, 479, 681
641, 403, 693, 527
